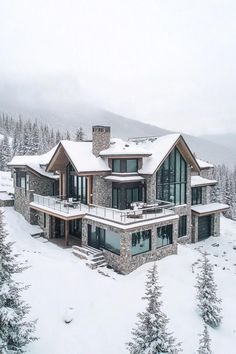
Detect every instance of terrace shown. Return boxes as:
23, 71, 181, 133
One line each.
30, 194, 176, 225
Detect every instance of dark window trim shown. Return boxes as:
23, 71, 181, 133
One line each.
191, 187, 202, 205
111, 158, 138, 173
156, 147, 187, 205
131, 229, 152, 256
156, 224, 173, 248
178, 215, 187, 237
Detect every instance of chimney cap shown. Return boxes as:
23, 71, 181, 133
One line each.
92, 125, 110, 133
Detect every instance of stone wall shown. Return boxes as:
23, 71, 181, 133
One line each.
14, 187, 34, 223
82, 216, 178, 274
29, 172, 55, 196
92, 176, 112, 207
92, 126, 111, 157
14, 170, 55, 222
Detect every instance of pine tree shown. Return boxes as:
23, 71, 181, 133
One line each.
0, 210, 37, 353
196, 252, 222, 328
127, 263, 182, 354
75, 127, 86, 141
0, 135, 11, 171
197, 325, 212, 354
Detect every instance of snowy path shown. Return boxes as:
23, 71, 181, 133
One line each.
3, 207, 236, 354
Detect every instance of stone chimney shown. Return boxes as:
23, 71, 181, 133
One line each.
92, 125, 111, 157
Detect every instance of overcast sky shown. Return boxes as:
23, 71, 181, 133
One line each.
0, 0, 236, 135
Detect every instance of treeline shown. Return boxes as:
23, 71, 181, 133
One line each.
0, 113, 85, 170
211, 164, 236, 221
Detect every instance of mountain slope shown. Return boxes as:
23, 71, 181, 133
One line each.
201, 133, 236, 152
1, 100, 235, 167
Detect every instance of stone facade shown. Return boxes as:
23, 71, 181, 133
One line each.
82, 216, 178, 274
92, 176, 112, 207
14, 169, 56, 222
92, 126, 111, 157
14, 187, 34, 223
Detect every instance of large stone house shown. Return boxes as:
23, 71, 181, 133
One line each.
8, 125, 229, 274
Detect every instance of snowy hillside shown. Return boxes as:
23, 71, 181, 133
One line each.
2, 207, 236, 354
0, 171, 13, 193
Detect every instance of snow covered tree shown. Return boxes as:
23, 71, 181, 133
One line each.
75, 127, 86, 141
127, 263, 182, 354
197, 325, 212, 354
0, 210, 37, 353
0, 135, 11, 171
196, 252, 222, 328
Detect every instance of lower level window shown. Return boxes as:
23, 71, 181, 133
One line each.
132, 230, 151, 256
178, 215, 187, 237
157, 225, 173, 248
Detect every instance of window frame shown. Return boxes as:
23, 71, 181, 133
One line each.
131, 229, 152, 256
156, 147, 187, 205
156, 224, 173, 248
178, 215, 187, 237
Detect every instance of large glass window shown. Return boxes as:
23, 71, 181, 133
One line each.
16, 171, 26, 189
156, 148, 187, 205
132, 230, 151, 256
67, 164, 87, 204
112, 159, 138, 173
191, 187, 202, 205
178, 215, 187, 237
87, 224, 120, 255
157, 225, 173, 248
104, 229, 120, 255
112, 187, 121, 208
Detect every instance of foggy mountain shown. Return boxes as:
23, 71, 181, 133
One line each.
0, 79, 235, 168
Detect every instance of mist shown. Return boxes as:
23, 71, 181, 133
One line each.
0, 0, 236, 135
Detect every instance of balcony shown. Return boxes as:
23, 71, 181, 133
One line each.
30, 194, 176, 225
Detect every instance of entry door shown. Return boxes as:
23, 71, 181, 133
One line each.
198, 216, 211, 241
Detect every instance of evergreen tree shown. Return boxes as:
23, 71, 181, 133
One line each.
127, 263, 182, 354
0, 135, 11, 171
197, 325, 212, 354
196, 252, 222, 328
0, 210, 37, 353
75, 127, 86, 141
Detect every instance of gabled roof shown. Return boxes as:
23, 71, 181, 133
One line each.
8, 146, 59, 179
47, 140, 111, 174
136, 134, 200, 174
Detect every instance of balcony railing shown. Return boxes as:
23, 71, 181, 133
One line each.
31, 194, 175, 224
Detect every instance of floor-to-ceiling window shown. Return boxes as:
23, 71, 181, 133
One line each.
67, 164, 87, 204
112, 183, 145, 209
156, 147, 187, 205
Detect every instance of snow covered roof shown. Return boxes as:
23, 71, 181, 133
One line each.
191, 176, 217, 187
191, 203, 229, 215
8, 146, 59, 179
196, 159, 214, 169
47, 140, 111, 174
103, 175, 145, 182
100, 138, 152, 157
127, 134, 199, 175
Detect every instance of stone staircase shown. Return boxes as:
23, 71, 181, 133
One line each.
72, 245, 107, 270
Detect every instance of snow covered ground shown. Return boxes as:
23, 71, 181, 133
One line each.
2, 207, 236, 354
0, 171, 14, 193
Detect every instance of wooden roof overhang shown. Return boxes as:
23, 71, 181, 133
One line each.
46, 143, 110, 176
